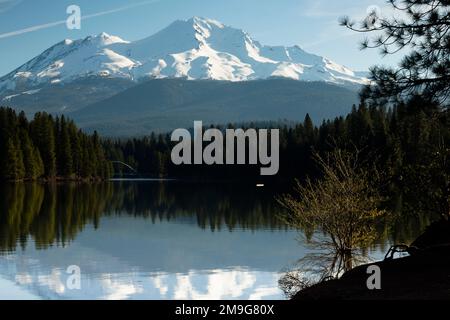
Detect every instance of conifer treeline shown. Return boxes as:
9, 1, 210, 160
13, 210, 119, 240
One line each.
104, 96, 449, 180
0, 107, 112, 181
2, 94, 448, 197
104, 96, 449, 216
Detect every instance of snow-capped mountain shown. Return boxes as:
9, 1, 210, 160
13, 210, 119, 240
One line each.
0, 17, 367, 93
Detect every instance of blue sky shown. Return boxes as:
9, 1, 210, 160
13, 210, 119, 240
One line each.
0, 0, 404, 76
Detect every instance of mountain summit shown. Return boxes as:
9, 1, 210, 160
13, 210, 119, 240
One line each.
0, 17, 367, 93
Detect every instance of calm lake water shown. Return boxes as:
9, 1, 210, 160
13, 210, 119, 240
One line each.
0, 180, 423, 300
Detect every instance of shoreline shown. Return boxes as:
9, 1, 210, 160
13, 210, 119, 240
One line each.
293, 246, 450, 300
1, 176, 108, 183
293, 220, 450, 300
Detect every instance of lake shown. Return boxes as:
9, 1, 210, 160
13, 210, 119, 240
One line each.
0, 180, 424, 300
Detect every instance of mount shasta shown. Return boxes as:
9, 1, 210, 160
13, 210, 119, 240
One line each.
0, 17, 367, 136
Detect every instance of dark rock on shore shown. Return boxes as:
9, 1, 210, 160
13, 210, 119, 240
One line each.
293, 220, 450, 300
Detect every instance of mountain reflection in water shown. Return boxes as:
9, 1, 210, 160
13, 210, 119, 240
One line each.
0, 181, 428, 299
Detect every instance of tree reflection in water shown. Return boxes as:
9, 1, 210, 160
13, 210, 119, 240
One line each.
0, 180, 434, 299
0, 181, 285, 252
278, 202, 437, 298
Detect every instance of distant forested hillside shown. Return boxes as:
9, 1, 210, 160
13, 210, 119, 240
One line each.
69, 78, 359, 136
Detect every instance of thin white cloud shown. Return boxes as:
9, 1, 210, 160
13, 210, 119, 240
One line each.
301, 2, 399, 50
0, 0, 22, 13
0, 0, 159, 39
0, 19, 67, 39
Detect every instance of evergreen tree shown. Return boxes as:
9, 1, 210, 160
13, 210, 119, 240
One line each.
33, 146, 45, 179
3, 138, 25, 180
0, 107, 110, 181
303, 113, 315, 144
31, 113, 57, 177
57, 116, 73, 177
341, 0, 450, 106
20, 130, 41, 179
69, 124, 82, 177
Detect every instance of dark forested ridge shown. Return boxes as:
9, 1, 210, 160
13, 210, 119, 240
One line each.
69, 78, 359, 136
103, 95, 449, 217
105, 96, 448, 178
0, 107, 112, 181
2, 94, 448, 203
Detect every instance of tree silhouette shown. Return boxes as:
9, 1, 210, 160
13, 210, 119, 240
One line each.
340, 0, 450, 106
3, 138, 24, 180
